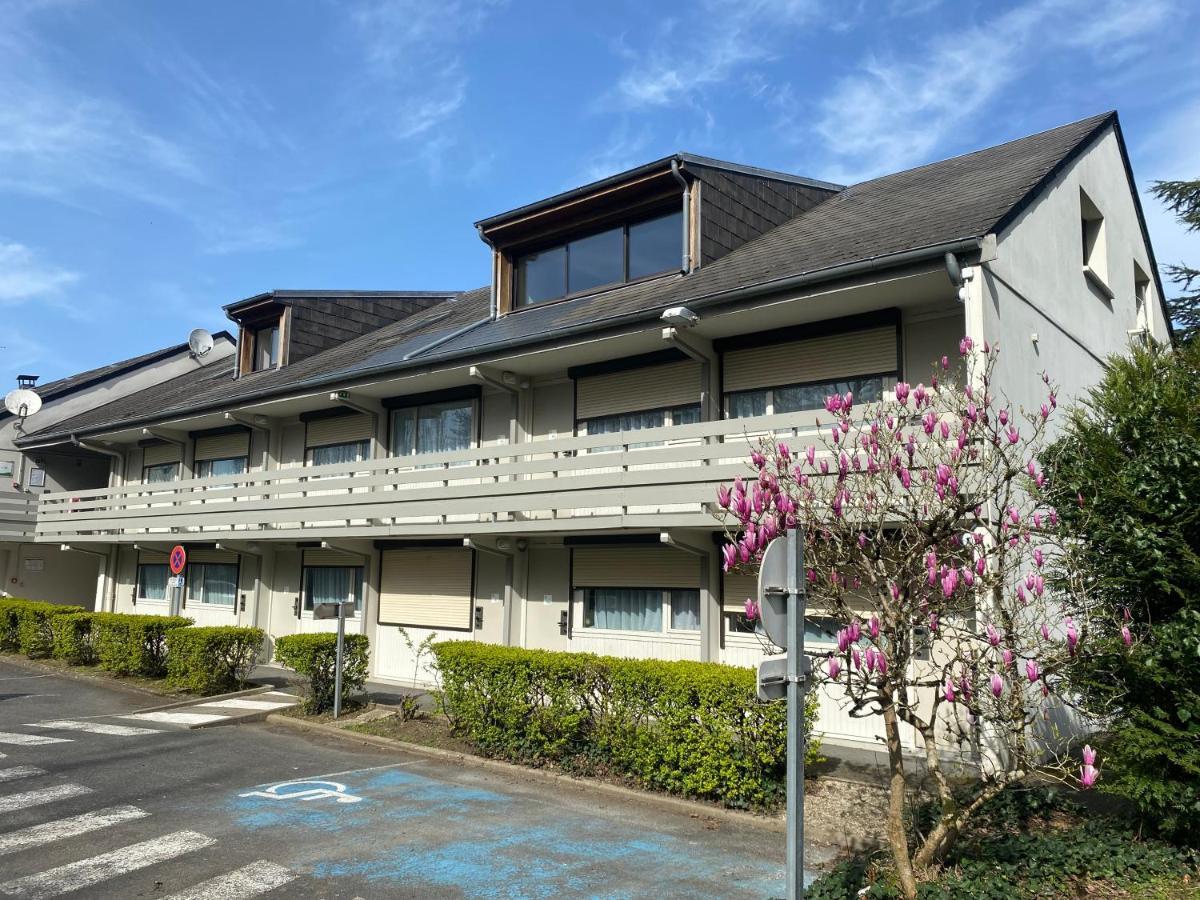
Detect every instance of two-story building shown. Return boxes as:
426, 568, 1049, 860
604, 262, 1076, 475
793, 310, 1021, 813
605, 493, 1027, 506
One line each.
17, 111, 1170, 750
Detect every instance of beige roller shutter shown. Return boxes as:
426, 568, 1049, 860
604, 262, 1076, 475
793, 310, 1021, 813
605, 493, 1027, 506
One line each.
187, 549, 239, 565
379, 548, 474, 629
303, 549, 364, 567
194, 431, 250, 461
576, 360, 701, 420
724, 326, 898, 394
307, 413, 372, 448
142, 443, 180, 467
723, 570, 758, 613
137, 550, 169, 565
572, 546, 700, 589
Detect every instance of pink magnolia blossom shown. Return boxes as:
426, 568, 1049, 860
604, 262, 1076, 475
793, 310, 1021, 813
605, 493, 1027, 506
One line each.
744, 599, 759, 621
1121, 626, 1132, 647
721, 544, 737, 571
990, 673, 1004, 698
943, 679, 956, 703
998, 408, 1009, 426
1083, 745, 1097, 767
851, 648, 862, 671
716, 484, 732, 509
805, 445, 816, 467
847, 620, 861, 643
959, 336, 974, 355
1080, 764, 1099, 789
751, 450, 766, 470
837, 629, 851, 653
865, 647, 877, 673
1026, 659, 1040, 683
1002, 648, 1014, 668
869, 614, 880, 639
895, 382, 910, 405
1040, 623, 1051, 642
876, 652, 888, 676
1066, 618, 1079, 655
827, 657, 842, 680
777, 442, 791, 462
941, 568, 959, 598
986, 623, 1002, 647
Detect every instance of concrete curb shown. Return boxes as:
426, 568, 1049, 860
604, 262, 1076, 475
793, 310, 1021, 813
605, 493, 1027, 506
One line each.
265, 711, 879, 849
129, 683, 278, 715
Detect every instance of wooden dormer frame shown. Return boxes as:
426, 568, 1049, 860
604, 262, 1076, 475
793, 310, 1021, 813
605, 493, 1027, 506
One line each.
235, 304, 291, 377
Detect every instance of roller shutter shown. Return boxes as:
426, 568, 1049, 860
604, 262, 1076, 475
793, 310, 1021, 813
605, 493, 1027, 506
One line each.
142, 443, 180, 467
306, 413, 372, 448
194, 431, 250, 461
722, 570, 758, 614
137, 550, 169, 565
187, 549, 239, 565
302, 549, 364, 567
379, 548, 474, 629
723, 326, 898, 394
572, 546, 699, 589
576, 360, 701, 420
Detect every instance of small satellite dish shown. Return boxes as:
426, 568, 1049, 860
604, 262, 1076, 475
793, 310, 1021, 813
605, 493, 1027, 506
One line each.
188, 328, 215, 359
4, 388, 42, 419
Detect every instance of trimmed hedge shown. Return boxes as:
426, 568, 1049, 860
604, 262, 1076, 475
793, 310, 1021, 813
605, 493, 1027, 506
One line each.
50, 612, 98, 665
0, 598, 85, 658
165, 626, 265, 694
274, 632, 369, 714
432, 641, 821, 810
92, 612, 192, 676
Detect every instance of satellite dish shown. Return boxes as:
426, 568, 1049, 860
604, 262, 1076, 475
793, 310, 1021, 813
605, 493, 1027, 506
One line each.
188, 328, 215, 359
4, 388, 42, 419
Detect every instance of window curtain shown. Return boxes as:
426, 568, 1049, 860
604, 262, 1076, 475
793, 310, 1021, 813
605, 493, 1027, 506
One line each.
774, 377, 884, 414
143, 463, 177, 484
586, 588, 662, 631
192, 563, 237, 606
198, 457, 247, 478
304, 567, 364, 611
728, 391, 768, 419
670, 589, 701, 631
138, 564, 168, 600
310, 441, 367, 467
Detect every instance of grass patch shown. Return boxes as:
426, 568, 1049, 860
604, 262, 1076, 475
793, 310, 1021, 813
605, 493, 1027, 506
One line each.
345, 713, 475, 755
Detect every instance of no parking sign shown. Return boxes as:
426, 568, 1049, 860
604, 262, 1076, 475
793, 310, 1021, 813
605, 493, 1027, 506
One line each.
169, 545, 187, 575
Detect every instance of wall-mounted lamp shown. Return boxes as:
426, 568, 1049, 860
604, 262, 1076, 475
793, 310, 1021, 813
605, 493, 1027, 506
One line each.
660, 306, 699, 328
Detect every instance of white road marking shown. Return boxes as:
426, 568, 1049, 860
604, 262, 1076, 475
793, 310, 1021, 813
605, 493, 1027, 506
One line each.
0, 766, 45, 783
195, 698, 296, 711
159, 861, 295, 899
122, 711, 229, 726
0, 829, 216, 898
0, 805, 148, 856
0, 733, 71, 746
0, 675, 50, 682
0, 783, 93, 814
31, 720, 162, 736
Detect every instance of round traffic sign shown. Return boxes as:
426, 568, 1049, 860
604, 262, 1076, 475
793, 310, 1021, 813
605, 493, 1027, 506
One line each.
169, 545, 187, 575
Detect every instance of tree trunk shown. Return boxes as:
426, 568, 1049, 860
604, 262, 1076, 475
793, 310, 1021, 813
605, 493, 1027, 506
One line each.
883, 702, 919, 899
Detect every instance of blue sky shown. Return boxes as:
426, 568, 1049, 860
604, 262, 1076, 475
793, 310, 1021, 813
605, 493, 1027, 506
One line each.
2, 0, 1198, 381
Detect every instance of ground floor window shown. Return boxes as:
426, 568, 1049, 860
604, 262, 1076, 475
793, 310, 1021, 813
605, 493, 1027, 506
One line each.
303, 566, 364, 614
188, 563, 238, 606
723, 612, 847, 644
727, 376, 886, 418
583, 587, 700, 632
136, 563, 168, 601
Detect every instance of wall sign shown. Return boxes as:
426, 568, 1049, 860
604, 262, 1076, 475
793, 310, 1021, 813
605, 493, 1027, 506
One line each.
0, 461, 13, 478
23, 558, 44, 572
27, 468, 45, 488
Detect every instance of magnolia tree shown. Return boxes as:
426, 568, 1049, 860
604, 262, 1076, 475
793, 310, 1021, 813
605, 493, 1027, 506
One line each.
717, 340, 1126, 898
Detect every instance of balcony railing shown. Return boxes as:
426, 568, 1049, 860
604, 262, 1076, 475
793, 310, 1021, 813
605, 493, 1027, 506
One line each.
35, 410, 827, 543
0, 495, 38, 540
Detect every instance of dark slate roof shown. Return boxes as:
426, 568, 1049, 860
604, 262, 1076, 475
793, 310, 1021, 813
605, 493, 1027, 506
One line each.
19, 111, 1120, 444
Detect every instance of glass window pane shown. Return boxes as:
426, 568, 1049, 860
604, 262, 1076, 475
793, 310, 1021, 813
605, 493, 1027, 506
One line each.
628, 210, 682, 279
670, 589, 700, 631
310, 441, 367, 466
391, 410, 416, 457
584, 588, 662, 632
304, 566, 363, 612
191, 563, 237, 606
728, 390, 768, 419
517, 246, 566, 305
143, 463, 177, 484
671, 404, 701, 426
138, 564, 168, 600
568, 228, 623, 294
254, 325, 279, 370
775, 377, 884, 414
197, 457, 247, 478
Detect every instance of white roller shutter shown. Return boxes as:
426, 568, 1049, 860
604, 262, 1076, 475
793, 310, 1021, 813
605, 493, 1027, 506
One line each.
724, 326, 898, 394
194, 431, 250, 461
379, 548, 474, 629
306, 413, 372, 448
303, 549, 364, 567
722, 570, 758, 613
576, 360, 701, 420
572, 546, 699, 589
142, 443, 180, 467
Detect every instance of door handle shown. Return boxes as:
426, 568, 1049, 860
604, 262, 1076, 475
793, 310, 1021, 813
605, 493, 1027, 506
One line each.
293, 596, 301, 617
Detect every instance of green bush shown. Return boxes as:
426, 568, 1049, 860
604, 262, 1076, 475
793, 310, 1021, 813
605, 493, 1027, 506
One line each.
0, 598, 85, 658
274, 632, 369, 714
50, 612, 98, 665
92, 612, 192, 676
432, 641, 821, 811
165, 626, 265, 694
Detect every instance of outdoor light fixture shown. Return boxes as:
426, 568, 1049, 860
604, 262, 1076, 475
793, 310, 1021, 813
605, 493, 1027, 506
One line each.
660, 306, 699, 328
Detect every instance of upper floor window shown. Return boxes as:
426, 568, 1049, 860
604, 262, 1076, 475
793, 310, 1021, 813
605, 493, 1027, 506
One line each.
307, 440, 369, 467
391, 400, 474, 457
727, 376, 886, 419
515, 209, 682, 307
195, 456, 247, 478
1080, 189, 1110, 294
143, 462, 178, 484
580, 403, 700, 452
252, 323, 280, 371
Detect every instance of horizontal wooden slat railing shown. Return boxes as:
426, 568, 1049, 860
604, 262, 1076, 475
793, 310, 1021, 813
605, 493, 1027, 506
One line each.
35, 410, 828, 542
0, 495, 38, 540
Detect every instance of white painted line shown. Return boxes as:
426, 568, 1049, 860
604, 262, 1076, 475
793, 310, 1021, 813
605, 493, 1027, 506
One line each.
31, 720, 162, 736
0, 733, 71, 747
195, 699, 296, 711
0, 675, 50, 682
159, 861, 295, 899
0, 830, 216, 898
0, 767, 45, 783
0, 783, 93, 814
0, 805, 148, 856
122, 711, 229, 726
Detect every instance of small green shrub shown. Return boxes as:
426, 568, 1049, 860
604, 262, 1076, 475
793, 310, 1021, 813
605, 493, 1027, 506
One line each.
0, 598, 85, 658
165, 626, 265, 694
50, 612, 98, 665
274, 632, 369, 714
432, 641, 821, 810
93, 612, 192, 676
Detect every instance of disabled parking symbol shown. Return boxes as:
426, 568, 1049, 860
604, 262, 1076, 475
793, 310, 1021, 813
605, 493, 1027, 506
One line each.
239, 780, 363, 804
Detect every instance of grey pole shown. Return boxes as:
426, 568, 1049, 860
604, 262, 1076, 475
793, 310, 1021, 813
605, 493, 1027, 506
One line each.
786, 527, 806, 899
333, 602, 346, 719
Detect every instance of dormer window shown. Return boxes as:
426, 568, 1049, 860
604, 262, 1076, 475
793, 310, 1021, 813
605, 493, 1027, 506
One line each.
252, 323, 280, 371
515, 209, 682, 307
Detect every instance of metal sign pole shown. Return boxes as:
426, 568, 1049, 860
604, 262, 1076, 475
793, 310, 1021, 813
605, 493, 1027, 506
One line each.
786, 527, 806, 900
333, 601, 346, 719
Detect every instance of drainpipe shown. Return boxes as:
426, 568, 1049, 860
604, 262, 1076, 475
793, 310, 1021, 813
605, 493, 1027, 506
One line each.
469, 366, 527, 447
670, 159, 692, 274
60, 543, 112, 613
464, 538, 517, 646
71, 435, 126, 489
329, 393, 382, 460
662, 326, 717, 422
476, 226, 499, 320
224, 413, 271, 472
660, 531, 715, 662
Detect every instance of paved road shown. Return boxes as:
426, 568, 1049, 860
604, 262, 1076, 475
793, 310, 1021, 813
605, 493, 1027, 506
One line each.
0, 658, 808, 898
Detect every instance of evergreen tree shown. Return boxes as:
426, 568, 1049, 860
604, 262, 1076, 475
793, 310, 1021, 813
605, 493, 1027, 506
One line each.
1151, 178, 1200, 342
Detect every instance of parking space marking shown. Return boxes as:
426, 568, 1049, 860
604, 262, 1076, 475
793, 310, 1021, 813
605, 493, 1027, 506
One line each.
158, 860, 295, 899
0, 830, 216, 898
0, 805, 148, 856
0, 733, 71, 746
0, 766, 45, 783
31, 720, 163, 737
0, 784, 93, 815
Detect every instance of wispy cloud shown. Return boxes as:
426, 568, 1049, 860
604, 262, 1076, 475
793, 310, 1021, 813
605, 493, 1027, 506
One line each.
812, 0, 1175, 183
0, 241, 79, 304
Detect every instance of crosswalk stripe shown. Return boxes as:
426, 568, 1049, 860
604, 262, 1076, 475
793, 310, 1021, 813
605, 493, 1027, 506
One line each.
0, 767, 45, 783
0, 733, 71, 747
0, 784, 93, 815
0, 805, 148, 856
0, 829, 216, 898
159, 861, 295, 899
195, 698, 295, 711
122, 711, 229, 726
31, 720, 162, 737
